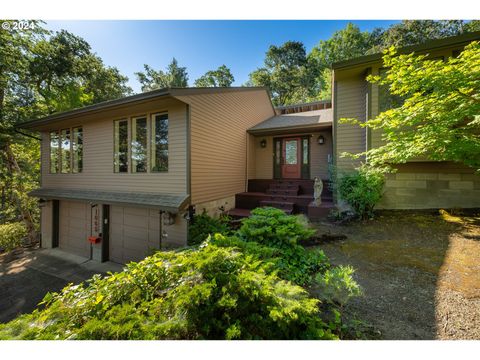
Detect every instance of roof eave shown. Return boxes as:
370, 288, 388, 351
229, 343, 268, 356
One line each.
247, 122, 332, 135
332, 31, 480, 70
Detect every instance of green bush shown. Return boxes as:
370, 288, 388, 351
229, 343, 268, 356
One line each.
238, 207, 315, 247
338, 166, 385, 219
0, 244, 337, 340
314, 266, 362, 307
188, 211, 231, 246
209, 208, 328, 286
0, 222, 27, 252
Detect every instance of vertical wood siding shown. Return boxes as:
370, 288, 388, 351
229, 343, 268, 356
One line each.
335, 77, 367, 171
175, 90, 275, 204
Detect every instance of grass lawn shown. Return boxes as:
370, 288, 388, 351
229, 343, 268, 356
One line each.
311, 210, 480, 340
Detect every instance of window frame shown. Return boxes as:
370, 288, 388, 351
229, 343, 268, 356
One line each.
150, 112, 169, 173
112, 111, 169, 174
49, 126, 83, 174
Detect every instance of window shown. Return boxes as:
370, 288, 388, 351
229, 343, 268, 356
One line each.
131, 117, 148, 173
49, 127, 83, 174
50, 131, 60, 173
151, 113, 168, 172
302, 138, 309, 165
72, 127, 83, 173
114, 119, 128, 173
113, 113, 169, 174
60, 129, 71, 173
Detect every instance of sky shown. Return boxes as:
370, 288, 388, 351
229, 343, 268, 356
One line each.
46, 20, 400, 93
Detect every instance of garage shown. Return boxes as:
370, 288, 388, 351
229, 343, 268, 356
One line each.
109, 206, 161, 264
59, 200, 90, 258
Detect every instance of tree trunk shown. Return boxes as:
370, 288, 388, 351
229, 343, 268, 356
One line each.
4, 141, 37, 244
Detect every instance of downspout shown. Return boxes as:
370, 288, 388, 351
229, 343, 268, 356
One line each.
185, 104, 192, 245
365, 67, 373, 163
331, 71, 338, 204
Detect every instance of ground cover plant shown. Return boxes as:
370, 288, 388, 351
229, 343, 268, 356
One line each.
0, 207, 362, 340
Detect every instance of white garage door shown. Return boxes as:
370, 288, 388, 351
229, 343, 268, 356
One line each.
110, 206, 161, 264
59, 200, 90, 258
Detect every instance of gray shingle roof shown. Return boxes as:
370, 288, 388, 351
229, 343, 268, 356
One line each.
248, 109, 332, 133
30, 188, 189, 213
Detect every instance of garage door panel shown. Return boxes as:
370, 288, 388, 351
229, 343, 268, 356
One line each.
110, 205, 160, 264
59, 201, 90, 258
123, 214, 149, 227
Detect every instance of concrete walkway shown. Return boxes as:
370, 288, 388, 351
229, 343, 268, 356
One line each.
0, 247, 124, 323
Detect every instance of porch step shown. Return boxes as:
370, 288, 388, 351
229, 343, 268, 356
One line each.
269, 184, 300, 191
227, 208, 251, 219
259, 200, 294, 213
266, 188, 299, 196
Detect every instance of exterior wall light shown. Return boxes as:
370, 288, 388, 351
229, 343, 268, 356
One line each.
260, 139, 267, 148
317, 135, 325, 145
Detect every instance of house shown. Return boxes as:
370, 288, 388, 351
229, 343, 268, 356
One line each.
18, 87, 334, 264
17, 32, 480, 264
332, 31, 480, 210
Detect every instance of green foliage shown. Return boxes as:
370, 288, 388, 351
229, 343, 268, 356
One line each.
342, 42, 480, 172
188, 211, 231, 246
338, 166, 385, 220
212, 207, 329, 286
194, 65, 234, 87
136, 58, 189, 92
0, 244, 337, 340
314, 266, 362, 307
248, 41, 317, 105
0, 222, 27, 252
237, 207, 316, 247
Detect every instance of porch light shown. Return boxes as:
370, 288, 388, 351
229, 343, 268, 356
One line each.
260, 139, 267, 148
317, 135, 325, 145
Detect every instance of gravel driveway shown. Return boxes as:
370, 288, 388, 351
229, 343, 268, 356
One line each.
312, 210, 480, 340
0, 247, 123, 323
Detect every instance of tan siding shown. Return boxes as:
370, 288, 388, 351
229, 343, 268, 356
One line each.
254, 136, 273, 179
41, 98, 187, 195
335, 76, 367, 171
247, 133, 256, 179
310, 131, 333, 179
175, 90, 275, 204
59, 200, 90, 257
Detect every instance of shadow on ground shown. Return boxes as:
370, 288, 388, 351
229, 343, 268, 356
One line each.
0, 248, 122, 323
311, 210, 480, 340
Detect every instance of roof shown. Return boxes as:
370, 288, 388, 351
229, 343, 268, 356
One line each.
248, 108, 333, 134
332, 31, 480, 70
30, 188, 189, 213
16, 86, 270, 130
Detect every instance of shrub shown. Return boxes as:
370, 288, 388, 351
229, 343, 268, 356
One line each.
0, 222, 27, 252
0, 244, 337, 340
314, 266, 362, 307
188, 211, 231, 246
237, 207, 315, 247
338, 166, 385, 219
209, 208, 329, 286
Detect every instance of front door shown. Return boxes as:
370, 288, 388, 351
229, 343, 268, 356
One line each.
281, 138, 301, 179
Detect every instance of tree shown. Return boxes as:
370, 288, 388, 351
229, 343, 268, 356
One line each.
194, 65, 234, 87
308, 23, 376, 100
341, 42, 480, 172
248, 41, 315, 106
136, 58, 189, 92
0, 21, 132, 243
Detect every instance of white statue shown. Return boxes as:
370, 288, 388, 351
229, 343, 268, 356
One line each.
313, 177, 323, 206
